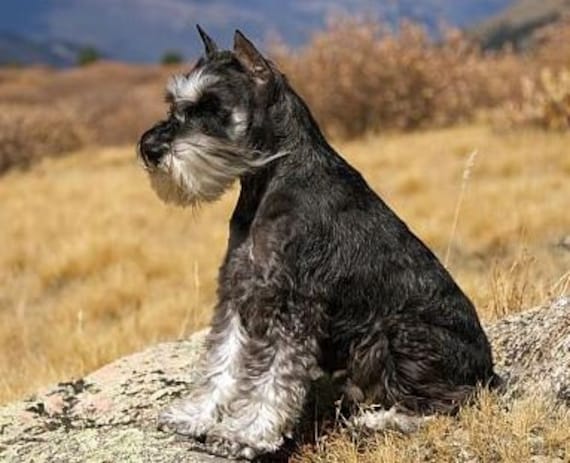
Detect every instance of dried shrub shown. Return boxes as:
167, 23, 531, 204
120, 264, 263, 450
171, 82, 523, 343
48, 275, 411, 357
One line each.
0, 62, 176, 146
0, 62, 178, 172
531, 15, 570, 69
48, 63, 173, 145
497, 18, 570, 130
0, 104, 87, 173
501, 68, 570, 130
273, 18, 523, 138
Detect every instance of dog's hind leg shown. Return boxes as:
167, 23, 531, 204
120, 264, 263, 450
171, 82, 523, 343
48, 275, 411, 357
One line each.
345, 317, 494, 421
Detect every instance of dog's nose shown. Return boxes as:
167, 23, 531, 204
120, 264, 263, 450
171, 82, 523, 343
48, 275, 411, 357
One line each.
140, 131, 168, 167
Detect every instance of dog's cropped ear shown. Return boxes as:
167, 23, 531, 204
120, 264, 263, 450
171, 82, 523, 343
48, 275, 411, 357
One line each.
233, 30, 272, 85
196, 24, 218, 58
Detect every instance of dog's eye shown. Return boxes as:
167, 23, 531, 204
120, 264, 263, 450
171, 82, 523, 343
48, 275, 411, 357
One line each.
197, 94, 221, 114
182, 105, 196, 119
179, 94, 220, 121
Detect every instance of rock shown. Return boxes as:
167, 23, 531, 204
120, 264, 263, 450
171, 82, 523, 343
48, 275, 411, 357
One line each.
0, 333, 225, 463
1, 296, 568, 462
486, 295, 570, 404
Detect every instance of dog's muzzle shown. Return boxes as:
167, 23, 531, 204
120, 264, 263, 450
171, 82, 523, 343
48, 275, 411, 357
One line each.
139, 120, 177, 167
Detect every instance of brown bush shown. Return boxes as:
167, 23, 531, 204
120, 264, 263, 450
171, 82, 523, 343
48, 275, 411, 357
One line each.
0, 103, 86, 173
531, 15, 570, 69
499, 68, 570, 130
495, 18, 570, 131
272, 18, 524, 138
0, 62, 180, 172
0, 62, 176, 146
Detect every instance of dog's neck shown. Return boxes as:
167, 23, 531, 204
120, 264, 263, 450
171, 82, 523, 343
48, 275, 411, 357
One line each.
227, 86, 332, 254
277, 85, 330, 153
227, 165, 273, 253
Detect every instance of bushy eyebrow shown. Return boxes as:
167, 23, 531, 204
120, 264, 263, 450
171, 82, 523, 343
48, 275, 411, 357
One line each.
166, 70, 219, 104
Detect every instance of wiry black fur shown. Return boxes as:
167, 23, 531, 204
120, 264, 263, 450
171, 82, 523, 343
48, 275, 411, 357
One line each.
224, 85, 497, 413
140, 28, 499, 459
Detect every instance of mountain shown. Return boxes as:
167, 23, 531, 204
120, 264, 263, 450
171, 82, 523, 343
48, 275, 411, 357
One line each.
0, 33, 86, 67
471, 0, 570, 49
1, 0, 555, 65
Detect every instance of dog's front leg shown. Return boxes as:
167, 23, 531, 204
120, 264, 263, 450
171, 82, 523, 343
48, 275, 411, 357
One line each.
206, 311, 319, 460
158, 299, 319, 460
157, 307, 246, 439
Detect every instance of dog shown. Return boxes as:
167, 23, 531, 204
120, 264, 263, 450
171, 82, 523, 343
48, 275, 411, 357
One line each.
138, 26, 499, 460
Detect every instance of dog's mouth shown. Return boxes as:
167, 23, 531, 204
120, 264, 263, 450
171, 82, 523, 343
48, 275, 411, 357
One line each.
141, 136, 288, 207
142, 138, 240, 207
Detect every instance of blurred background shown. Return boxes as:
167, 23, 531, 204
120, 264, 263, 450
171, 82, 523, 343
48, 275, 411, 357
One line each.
0, 0, 569, 431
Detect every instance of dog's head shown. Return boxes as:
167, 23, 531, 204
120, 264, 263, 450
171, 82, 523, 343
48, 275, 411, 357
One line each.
138, 26, 286, 206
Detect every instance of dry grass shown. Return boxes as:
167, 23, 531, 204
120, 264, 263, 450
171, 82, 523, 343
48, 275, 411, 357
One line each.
0, 124, 568, 460
294, 391, 570, 462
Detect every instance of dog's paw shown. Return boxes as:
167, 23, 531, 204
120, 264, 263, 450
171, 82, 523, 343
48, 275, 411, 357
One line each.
157, 399, 216, 437
206, 423, 284, 460
198, 436, 259, 460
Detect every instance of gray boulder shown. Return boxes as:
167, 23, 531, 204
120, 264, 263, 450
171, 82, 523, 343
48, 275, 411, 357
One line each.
487, 295, 570, 404
1, 297, 568, 462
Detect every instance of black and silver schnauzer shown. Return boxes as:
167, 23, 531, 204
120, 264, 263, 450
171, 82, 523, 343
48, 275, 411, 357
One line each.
139, 27, 499, 460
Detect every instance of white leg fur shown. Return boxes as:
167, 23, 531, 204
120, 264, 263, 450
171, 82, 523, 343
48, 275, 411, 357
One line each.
210, 344, 308, 451
158, 314, 246, 436
159, 313, 316, 459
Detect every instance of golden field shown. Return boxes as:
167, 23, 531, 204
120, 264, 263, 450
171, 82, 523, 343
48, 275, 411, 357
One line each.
0, 124, 569, 461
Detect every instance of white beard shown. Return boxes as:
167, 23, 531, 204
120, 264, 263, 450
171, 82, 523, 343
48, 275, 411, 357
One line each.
147, 135, 287, 207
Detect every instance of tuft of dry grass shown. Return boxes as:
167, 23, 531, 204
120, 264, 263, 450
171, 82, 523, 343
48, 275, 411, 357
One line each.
444, 149, 479, 267
294, 391, 570, 462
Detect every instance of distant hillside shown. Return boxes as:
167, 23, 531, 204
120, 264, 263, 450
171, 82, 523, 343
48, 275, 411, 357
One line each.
472, 0, 570, 49
0, 32, 86, 67
0, 0, 513, 65
3, 1, 570, 65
